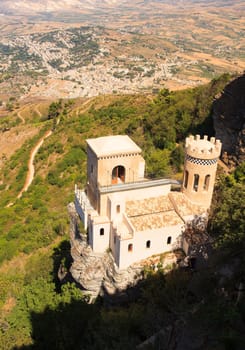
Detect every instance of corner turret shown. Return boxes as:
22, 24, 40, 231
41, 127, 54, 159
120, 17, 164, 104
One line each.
182, 135, 222, 209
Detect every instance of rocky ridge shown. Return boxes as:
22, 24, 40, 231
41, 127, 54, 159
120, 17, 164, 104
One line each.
213, 74, 245, 167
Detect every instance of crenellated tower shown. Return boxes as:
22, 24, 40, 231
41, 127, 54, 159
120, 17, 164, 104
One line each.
182, 135, 222, 209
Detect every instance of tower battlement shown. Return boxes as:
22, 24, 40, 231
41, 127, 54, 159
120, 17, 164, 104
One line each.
182, 134, 222, 208
185, 135, 221, 160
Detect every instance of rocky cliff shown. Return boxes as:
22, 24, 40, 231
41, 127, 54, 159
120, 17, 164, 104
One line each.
212, 74, 245, 167
67, 203, 179, 302
68, 203, 144, 301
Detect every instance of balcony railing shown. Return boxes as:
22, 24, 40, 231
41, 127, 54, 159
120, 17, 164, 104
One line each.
99, 178, 180, 194
75, 188, 93, 211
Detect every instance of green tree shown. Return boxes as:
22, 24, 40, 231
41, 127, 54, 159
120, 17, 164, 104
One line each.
145, 148, 171, 178
209, 163, 245, 250
170, 144, 184, 172
48, 100, 62, 120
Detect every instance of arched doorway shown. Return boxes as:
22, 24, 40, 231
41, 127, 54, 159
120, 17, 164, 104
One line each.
112, 166, 125, 184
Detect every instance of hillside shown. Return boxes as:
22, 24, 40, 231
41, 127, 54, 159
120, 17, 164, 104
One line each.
0, 0, 244, 102
0, 75, 244, 349
0, 73, 235, 261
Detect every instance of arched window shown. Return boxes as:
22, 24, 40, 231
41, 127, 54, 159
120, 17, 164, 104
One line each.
112, 166, 125, 184
128, 243, 133, 252
167, 236, 172, 245
204, 174, 210, 191
193, 174, 199, 192
184, 170, 189, 188
146, 240, 151, 248
100, 228, 104, 236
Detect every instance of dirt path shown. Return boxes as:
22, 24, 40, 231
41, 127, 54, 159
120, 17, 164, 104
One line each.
34, 105, 42, 118
75, 97, 97, 116
17, 103, 42, 124
17, 130, 52, 199
17, 109, 25, 124
6, 103, 60, 207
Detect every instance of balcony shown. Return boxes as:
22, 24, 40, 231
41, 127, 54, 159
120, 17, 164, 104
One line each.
99, 178, 180, 194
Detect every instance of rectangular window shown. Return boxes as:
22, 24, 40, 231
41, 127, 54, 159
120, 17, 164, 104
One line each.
204, 175, 210, 191
193, 174, 199, 192
128, 243, 133, 252
184, 170, 189, 188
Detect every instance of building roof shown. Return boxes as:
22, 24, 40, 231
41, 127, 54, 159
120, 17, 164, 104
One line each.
87, 135, 142, 157
126, 196, 173, 217
169, 192, 207, 218
126, 196, 183, 231
128, 211, 183, 231
92, 216, 110, 224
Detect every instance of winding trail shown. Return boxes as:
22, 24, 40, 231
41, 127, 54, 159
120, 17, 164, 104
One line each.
6, 98, 90, 207
75, 97, 97, 116
17, 130, 52, 199
17, 109, 25, 124
34, 105, 42, 118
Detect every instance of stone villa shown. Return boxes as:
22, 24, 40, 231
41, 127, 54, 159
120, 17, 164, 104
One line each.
74, 134, 222, 269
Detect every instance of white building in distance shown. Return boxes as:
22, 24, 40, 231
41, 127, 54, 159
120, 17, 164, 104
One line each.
75, 134, 221, 269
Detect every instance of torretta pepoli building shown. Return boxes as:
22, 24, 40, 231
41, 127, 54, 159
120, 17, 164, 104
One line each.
74, 134, 221, 269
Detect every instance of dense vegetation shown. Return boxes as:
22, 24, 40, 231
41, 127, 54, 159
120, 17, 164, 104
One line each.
0, 73, 244, 349
0, 164, 244, 349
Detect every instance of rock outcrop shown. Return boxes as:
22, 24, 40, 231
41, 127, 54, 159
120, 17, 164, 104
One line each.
68, 203, 144, 301
68, 203, 179, 301
212, 74, 245, 167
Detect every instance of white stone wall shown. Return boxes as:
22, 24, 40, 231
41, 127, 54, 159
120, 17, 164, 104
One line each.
117, 224, 184, 269
74, 196, 86, 226
87, 146, 98, 192
111, 230, 120, 267
90, 220, 111, 253
108, 196, 126, 221
97, 153, 145, 186
99, 183, 171, 217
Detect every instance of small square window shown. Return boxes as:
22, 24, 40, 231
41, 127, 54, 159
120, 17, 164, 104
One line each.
100, 228, 104, 236
128, 243, 133, 252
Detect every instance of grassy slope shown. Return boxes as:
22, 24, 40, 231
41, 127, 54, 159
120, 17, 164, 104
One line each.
0, 74, 237, 348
